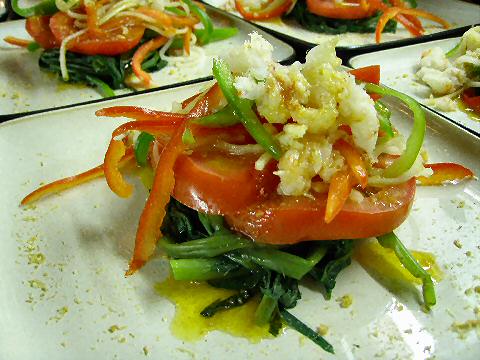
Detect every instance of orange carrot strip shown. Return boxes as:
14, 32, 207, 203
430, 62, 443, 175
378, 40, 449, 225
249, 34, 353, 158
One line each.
132, 36, 167, 88
389, 0, 424, 32
376, 7, 402, 43
187, 83, 226, 119
21, 148, 134, 205
334, 139, 368, 189
104, 140, 133, 198
126, 122, 187, 275
184, 27, 191, 56
96, 106, 187, 123
325, 170, 354, 224
397, 8, 450, 29
3, 36, 31, 47
136, 7, 174, 27
112, 120, 179, 138
85, 1, 100, 36
417, 163, 475, 186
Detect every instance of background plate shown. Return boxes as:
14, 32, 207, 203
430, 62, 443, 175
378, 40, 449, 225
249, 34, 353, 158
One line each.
0, 5, 294, 119
1, 82, 479, 359
349, 36, 480, 136
204, 0, 480, 50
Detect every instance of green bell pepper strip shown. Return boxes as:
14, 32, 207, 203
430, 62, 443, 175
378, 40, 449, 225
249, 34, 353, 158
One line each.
374, 101, 394, 139
365, 83, 425, 178
445, 40, 461, 58
169, 28, 238, 49
27, 42, 41, 52
134, 132, 155, 166
182, 0, 213, 44
377, 232, 436, 308
11, 0, 58, 17
85, 75, 115, 98
165, 6, 187, 16
190, 104, 240, 127
212, 58, 282, 160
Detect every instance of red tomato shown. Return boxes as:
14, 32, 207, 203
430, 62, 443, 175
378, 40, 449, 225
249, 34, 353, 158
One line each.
306, 0, 382, 20
226, 178, 416, 244
172, 148, 278, 215
168, 130, 416, 244
461, 88, 480, 114
25, 16, 58, 49
49, 12, 144, 55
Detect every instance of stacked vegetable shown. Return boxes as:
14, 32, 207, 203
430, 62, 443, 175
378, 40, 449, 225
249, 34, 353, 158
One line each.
4, 0, 237, 96
234, 0, 449, 43
21, 35, 474, 352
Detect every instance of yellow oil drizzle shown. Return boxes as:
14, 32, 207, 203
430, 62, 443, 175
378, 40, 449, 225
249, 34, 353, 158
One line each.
155, 277, 271, 342
456, 97, 480, 122
354, 240, 443, 287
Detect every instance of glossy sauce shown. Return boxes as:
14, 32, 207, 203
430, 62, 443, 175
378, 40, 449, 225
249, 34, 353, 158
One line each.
354, 240, 443, 286
155, 277, 271, 342
457, 97, 480, 122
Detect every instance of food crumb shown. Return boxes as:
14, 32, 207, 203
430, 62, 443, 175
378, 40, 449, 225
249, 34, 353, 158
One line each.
454, 240, 463, 249
317, 324, 329, 336
451, 319, 480, 338
336, 295, 353, 308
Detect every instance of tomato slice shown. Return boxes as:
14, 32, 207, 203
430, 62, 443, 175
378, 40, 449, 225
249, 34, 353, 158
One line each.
172, 147, 278, 214
306, 0, 380, 20
25, 15, 58, 49
49, 12, 144, 55
226, 178, 416, 244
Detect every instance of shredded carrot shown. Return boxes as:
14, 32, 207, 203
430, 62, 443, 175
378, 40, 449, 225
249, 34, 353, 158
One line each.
376, 6, 450, 43
325, 170, 354, 224
21, 148, 134, 205
126, 122, 187, 275
376, 7, 402, 43
334, 139, 368, 189
417, 163, 474, 186
132, 36, 168, 88
104, 139, 134, 198
184, 27, 192, 56
4, 36, 31, 47
96, 106, 187, 123
186, 83, 226, 118
389, 0, 424, 32
111, 120, 180, 138
85, 0, 101, 36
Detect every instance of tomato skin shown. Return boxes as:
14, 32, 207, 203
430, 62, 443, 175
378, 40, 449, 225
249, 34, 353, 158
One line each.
25, 16, 58, 49
306, 0, 380, 20
226, 178, 416, 244
49, 12, 144, 55
461, 88, 480, 114
172, 149, 278, 215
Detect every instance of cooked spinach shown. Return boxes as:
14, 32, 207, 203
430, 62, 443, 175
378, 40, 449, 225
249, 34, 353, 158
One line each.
38, 40, 167, 94
157, 197, 356, 353
286, 1, 397, 35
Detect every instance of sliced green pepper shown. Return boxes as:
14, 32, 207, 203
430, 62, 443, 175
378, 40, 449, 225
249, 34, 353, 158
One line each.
134, 132, 155, 166
375, 101, 394, 140
377, 232, 436, 308
182, 0, 213, 44
365, 83, 425, 178
190, 105, 240, 127
212, 58, 282, 160
11, 0, 58, 17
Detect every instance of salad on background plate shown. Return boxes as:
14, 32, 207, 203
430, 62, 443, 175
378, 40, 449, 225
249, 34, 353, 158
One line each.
0, 1, 294, 117
349, 26, 480, 135
19, 33, 476, 354
204, 0, 480, 48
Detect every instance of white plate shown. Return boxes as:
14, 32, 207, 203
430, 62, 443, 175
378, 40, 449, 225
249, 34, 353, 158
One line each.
204, 0, 480, 48
0, 6, 294, 118
349, 36, 480, 136
1, 82, 479, 360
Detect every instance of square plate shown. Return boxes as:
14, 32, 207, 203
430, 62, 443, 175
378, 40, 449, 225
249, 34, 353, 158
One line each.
349, 36, 480, 136
204, 0, 480, 50
1, 81, 479, 359
0, 5, 294, 119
